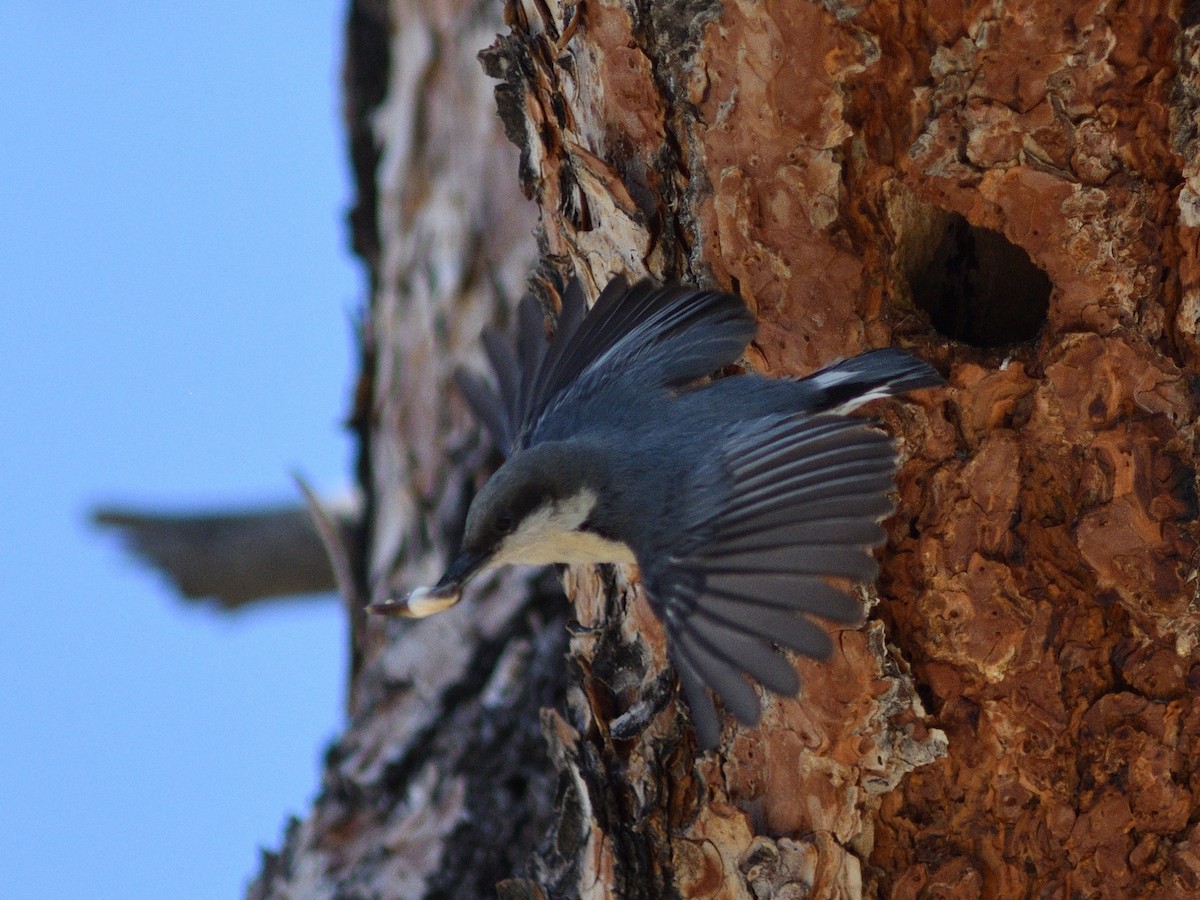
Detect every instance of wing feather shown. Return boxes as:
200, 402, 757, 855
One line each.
711, 517, 887, 554
687, 593, 834, 660
481, 327, 522, 434
459, 276, 756, 457
515, 292, 548, 412
684, 614, 801, 695
715, 488, 895, 535
453, 369, 513, 453
527, 279, 587, 415
703, 573, 864, 623
731, 426, 893, 488
695, 546, 878, 580
526, 281, 754, 444
671, 625, 762, 726
670, 638, 724, 748
649, 414, 901, 745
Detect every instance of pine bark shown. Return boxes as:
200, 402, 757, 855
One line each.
251, 1, 1200, 897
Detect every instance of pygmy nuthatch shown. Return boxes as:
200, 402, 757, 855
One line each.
371, 276, 942, 746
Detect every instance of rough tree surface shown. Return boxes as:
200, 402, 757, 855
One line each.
251, 1, 1200, 898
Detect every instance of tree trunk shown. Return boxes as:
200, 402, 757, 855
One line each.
251, 1, 1200, 897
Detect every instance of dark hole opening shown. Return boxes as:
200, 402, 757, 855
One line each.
908, 213, 1051, 347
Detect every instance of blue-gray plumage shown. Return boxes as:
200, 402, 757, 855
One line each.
371, 275, 942, 747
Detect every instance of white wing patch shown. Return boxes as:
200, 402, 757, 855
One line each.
807, 368, 894, 413
492, 488, 637, 567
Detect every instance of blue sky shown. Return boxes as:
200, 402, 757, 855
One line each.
1, 4, 359, 897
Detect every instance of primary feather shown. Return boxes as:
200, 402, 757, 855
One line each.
454, 275, 941, 747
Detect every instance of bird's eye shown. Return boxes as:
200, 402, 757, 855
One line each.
495, 510, 516, 535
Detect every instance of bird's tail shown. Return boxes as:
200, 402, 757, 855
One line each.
799, 347, 943, 414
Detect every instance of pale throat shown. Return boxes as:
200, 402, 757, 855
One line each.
492, 487, 637, 567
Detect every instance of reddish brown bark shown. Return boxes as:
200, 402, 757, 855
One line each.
253, 1, 1200, 897
483, 1, 1200, 894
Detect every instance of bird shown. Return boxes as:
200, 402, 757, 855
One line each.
369, 275, 942, 746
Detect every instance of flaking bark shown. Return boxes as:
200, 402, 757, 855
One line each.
252, 1, 1200, 897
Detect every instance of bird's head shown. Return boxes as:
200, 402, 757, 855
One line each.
373, 441, 634, 618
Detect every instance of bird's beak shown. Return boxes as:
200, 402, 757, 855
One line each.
366, 548, 487, 618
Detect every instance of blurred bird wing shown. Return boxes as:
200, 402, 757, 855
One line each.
646, 414, 898, 747
456, 277, 756, 455
454, 289, 559, 456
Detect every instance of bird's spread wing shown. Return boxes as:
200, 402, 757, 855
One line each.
456, 277, 755, 455
455, 291, 558, 456
646, 415, 898, 746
